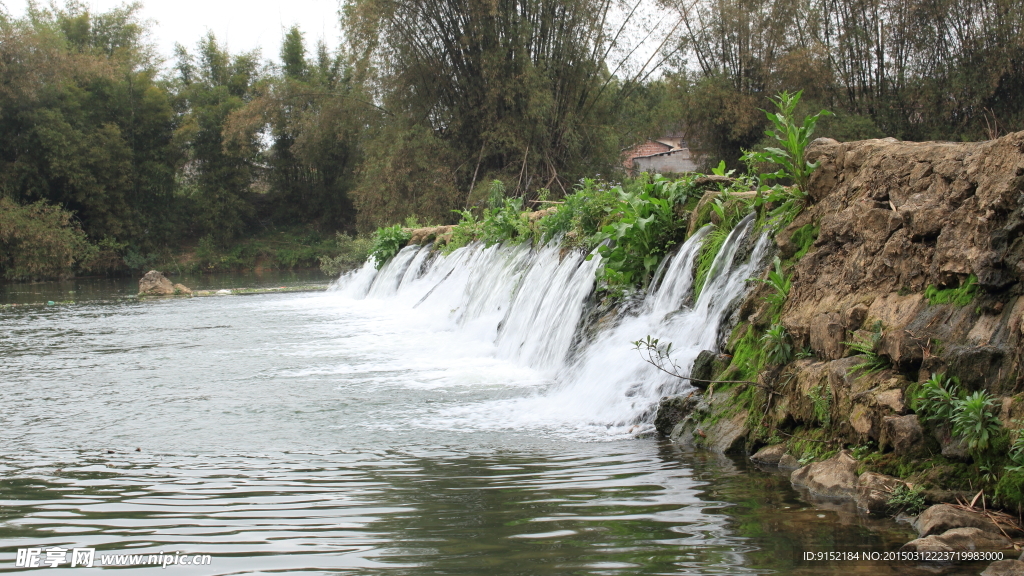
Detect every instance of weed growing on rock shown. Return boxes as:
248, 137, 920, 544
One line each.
761, 324, 792, 365
808, 383, 832, 427
752, 256, 791, 314
924, 274, 979, 306
369, 224, 413, 269
886, 484, 927, 515
844, 322, 891, 375
911, 373, 964, 423
952, 390, 1003, 453
741, 90, 832, 193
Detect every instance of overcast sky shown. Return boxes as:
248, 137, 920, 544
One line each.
8, 0, 344, 64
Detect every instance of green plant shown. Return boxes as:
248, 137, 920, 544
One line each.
788, 223, 819, 261
844, 322, 891, 375
752, 256, 791, 313
741, 90, 832, 193
911, 373, 964, 423
952, 390, 1002, 454
761, 323, 792, 365
886, 484, 927, 515
369, 224, 413, 269
924, 275, 979, 306
591, 187, 682, 290
808, 383, 832, 427
1007, 433, 1024, 473
319, 233, 372, 275
693, 195, 752, 298
851, 442, 876, 460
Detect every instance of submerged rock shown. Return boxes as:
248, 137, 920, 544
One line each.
139, 270, 175, 296
790, 450, 859, 500
750, 443, 789, 466
654, 394, 699, 436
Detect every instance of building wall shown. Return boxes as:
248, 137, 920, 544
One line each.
622, 141, 672, 171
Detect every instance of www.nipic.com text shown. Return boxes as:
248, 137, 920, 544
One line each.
15, 548, 212, 568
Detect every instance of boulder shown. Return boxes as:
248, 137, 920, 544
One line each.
879, 414, 927, 458
172, 283, 192, 295
855, 472, 907, 514
778, 454, 801, 469
750, 444, 788, 466
982, 560, 1024, 576
915, 504, 1024, 538
790, 450, 859, 500
654, 394, 699, 436
139, 270, 175, 296
900, 527, 1013, 553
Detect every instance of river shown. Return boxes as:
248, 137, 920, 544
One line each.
0, 250, 978, 574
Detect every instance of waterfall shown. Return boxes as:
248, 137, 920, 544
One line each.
330, 215, 770, 439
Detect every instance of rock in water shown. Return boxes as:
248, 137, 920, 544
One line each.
173, 283, 193, 295
138, 270, 175, 296
790, 450, 859, 500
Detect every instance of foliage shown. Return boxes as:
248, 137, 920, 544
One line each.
911, 373, 964, 424
538, 178, 621, 249
951, 390, 1003, 454
752, 256, 791, 314
319, 234, 372, 275
591, 187, 685, 290
479, 196, 531, 247
761, 324, 792, 366
844, 322, 891, 375
0, 197, 96, 280
741, 91, 832, 192
788, 224, 819, 261
924, 275, 979, 307
886, 484, 927, 515
808, 383, 832, 427
368, 224, 412, 269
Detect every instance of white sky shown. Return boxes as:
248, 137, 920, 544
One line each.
8, 0, 344, 65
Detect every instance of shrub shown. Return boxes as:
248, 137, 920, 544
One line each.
369, 224, 413, 269
591, 187, 682, 290
319, 233, 372, 275
752, 256, 791, 314
741, 90, 832, 193
0, 197, 96, 281
886, 484, 927, 515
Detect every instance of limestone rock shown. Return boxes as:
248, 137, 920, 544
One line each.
172, 283, 192, 295
915, 504, 1024, 538
879, 414, 926, 458
900, 527, 1013, 553
750, 444, 788, 466
790, 450, 859, 500
981, 560, 1024, 576
855, 472, 906, 514
778, 454, 801, 469
139, 270, 175, 296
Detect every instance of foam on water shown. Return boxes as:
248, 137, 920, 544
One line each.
329, 215, 769, 440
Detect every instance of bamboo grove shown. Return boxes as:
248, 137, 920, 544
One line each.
0, 0, 1021, 280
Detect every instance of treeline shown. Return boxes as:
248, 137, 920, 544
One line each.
0, 0, 1021, 280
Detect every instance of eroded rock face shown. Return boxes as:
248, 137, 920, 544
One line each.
139, 270, 175, 296
901, 527, 1013, 553
790, 450, 859, 500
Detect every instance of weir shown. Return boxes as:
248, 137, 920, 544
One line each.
332, 213, 770, 437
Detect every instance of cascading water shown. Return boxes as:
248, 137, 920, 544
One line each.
331, 214, 770, 439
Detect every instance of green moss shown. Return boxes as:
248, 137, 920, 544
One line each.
995, 470, 1024, 511
924, 274, 978, 306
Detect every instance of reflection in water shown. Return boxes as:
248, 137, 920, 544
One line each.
0, 275, 973, 575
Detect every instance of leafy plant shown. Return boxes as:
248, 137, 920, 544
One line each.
924, 275, 979, 306
741, 90, 832, 193
319, 233, 372, 275
369, 224, 413, 269
808, 383, 832, 427
693, 195, 752, 298
479, 197, 531, 246
761, 323, 792, 365
844, 322, 891, 375
886, 484, 927, 515
752, 256, 791, 312
591, 187, 682, 290
952, 390, 1002, 454
1007, 433, 1024, 473
911, 373, 964, 423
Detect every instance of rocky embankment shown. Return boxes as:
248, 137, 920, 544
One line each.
657, 131, 1024, 571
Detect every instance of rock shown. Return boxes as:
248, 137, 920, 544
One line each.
750, 444, 788, 466
139, 270, 175, 296
855, 472, 907, 514
216, 289, 232, 295
790, 450, 859, 500
778, 454, 801, 469
654, 394, 699, 436
915, 504, 1024, 538
172, 283, 192, 295
981, 560, 1024, 576
900, 527, 1013, 553
689, 350, 718, 388
879, 414, 926, 458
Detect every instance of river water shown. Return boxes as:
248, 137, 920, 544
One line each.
0, 251, 978, 574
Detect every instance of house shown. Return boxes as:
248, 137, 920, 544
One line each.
622, 133, 702, 176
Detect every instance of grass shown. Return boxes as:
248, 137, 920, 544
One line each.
924, 274, 978, 306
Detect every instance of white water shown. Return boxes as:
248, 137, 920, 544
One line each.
330, 215, 770, 440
